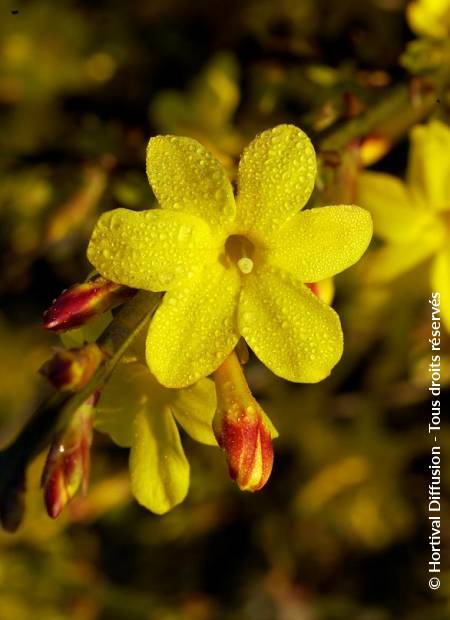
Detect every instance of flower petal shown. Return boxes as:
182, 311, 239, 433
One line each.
235, 124, 316, 242
171, 378, 218, 446
407, 121, 450, 212
268, 205, 372, 282
87, 208, 214, 291
407, 0, 450, 40
357, 172, 432, 241
147, 262, 240, 387
60, 312, 112, 348
94, 362, 171, 447
146, 135, 236, 232
431, 246, 450, 332
238, 265, 343, 383
130, 406, 189, 514
365, 237, 439, 283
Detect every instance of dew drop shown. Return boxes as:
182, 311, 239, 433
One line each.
110, 214, 122, 230
177, 225, 192, 241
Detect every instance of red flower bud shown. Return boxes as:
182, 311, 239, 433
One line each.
40, 343, 104, 392
213, 353, 277, 492
43, 275, 135, 332
41, 393, 98, 519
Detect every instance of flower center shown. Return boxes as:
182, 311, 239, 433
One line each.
225, 235, 255, 274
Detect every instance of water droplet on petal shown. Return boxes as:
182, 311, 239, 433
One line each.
177, 225, 192, 241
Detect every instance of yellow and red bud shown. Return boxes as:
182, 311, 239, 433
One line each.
41, 393, 98, 519
359, 133, 391, 166
213, 352, 277, 492
43, 275, 135, 332
40, 343, 104, 392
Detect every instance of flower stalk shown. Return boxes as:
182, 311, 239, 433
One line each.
319, 82, 436, 162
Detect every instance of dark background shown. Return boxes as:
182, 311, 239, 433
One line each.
0, 0, 448, 618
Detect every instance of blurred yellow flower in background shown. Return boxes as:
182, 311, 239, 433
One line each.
407, 0, 450, 39
358, 120, 450, 330
95, 362, 217, 514
151, 52, 242, 167
88, 125, 373, 387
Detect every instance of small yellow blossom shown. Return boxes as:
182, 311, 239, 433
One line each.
407, 0, 450, 39
88, 125, 372, 387
357, 120, 450, 330
59, 319, 217, 515
95, 362, 217, 514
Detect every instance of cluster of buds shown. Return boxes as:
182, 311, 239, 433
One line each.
38, 275, 133, 519
213, 352, 277, 492
39, 342, 102, 518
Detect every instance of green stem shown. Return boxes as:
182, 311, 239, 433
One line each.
319, 82, 436, 152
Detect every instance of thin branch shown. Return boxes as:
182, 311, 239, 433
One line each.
319, 82, 436, 153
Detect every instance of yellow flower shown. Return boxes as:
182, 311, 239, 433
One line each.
407, 0, 450, 39
59, 318, 217, 515
88, 124, 372, 387
95, 361, 217, 514
357, 120, 450, 330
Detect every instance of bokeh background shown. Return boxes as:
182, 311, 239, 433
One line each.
1, 0, 449, 618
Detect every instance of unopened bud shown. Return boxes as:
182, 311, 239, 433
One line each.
40, 343, 104, 392
359, 133, 391, 166
213, 352, 277, 492
42, 393, 98, 519
43, 275, 135, 332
